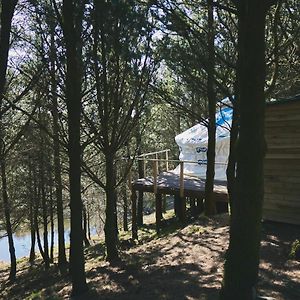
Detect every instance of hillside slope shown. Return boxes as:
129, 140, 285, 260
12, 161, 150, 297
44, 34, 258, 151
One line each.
0, 214, 299, 300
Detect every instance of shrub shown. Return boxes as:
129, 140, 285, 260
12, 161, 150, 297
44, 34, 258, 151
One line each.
289, 239, 300, 260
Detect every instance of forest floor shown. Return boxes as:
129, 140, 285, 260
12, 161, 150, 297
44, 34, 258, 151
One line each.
0, 212, 299, 300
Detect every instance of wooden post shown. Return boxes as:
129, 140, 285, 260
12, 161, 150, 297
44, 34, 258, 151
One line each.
143, 158, 146, 178
190, 197, 196, 217
153, 160, 158, 194
128, 162, 132, 190
174, 193, 180, 217
131, 190, 138, 240
181, 195, 186, 224
155, 153, 159, 173
165, 150, 169, 172
196, 198, 204, 214
180, 161, 184, 198
155, 193, 162, 234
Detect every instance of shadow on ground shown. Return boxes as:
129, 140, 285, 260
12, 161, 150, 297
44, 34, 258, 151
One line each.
0, 215, 299, 300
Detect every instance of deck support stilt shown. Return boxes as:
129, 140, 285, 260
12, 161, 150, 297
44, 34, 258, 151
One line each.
180, 195, 186, 223
137, 191, 144, 226
162, 194, 167, 213
174, 194, 180, 217
196, 198, 204, 214
155, 192, 162, 233
131, 190, 138, 240
190, 197, 196, 217
174, 193, 186, 223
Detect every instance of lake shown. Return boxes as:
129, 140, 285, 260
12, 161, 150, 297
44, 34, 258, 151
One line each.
0, 225, 99, 263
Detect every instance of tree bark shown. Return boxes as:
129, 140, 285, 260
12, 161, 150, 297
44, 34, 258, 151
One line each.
226, 94, 239, 212
40, 153, 50, 269
1, 159, 16, 280
0, 0, 18, 282
50, 21, 67, 272
131, 190, 138, 240
0, 0, 17, 103
49, 186, 55, 263
220, 1, 276, 299
122, 183, 128, 232
29, 192, 36, 263
136, 125, 144, 226
204, 0, 217, 216
62, 0, 87, 295
33, 170, 46, 262
83, 205, 90, 247
104, 154, 119, 261
87, 205, 91, 240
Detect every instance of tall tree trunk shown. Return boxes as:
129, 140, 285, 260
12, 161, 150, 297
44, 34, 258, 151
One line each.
204, 0, 217, 216
50, 22, 67, 272
62, 0, 87, 295
0, 0, 18, 282
39, 133, 50, 269
49, 186, 55, 263
104, 154, 119, 261
122, 183, 128, 231
1, 159, 16, 280
220, 1, 277, 299
33, 170, 46, 261
29, 199, 36, 263
0, 0, 17, 99
226, 94, 239, 212
136, 125, 144, 226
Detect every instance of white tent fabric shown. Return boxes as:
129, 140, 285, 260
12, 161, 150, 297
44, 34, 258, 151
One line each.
173, 99, 233, 181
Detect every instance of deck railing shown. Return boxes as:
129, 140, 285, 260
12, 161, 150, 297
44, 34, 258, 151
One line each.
129, 149, 226, 198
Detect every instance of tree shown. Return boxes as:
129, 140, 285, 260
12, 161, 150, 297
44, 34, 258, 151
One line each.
0, 0, 18, 281
61, 0, 88, 296
220, 0, 278, 299
204, 0, 217, 216
82, 0, 155, 261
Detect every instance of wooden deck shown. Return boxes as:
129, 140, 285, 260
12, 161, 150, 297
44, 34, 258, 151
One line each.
132, 171, 228, 201
130, 172, 228, 239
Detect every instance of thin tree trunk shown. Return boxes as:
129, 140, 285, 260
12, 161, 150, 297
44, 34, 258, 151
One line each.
50, 22, 67, 272
220, 1, 276, 299
204, 0, 217, 216
49, 186, 55, 263
136, 125, 144, 226
40, 145, 50, 269
1, 159, 16, 280
104, 154, 119, 261
29, 182, 36, 263
87, 205, 91, 240
122, 183, 128, 232
82, 205, 90, 247
0, 0, 18, 282
33, 170, 46, 261
62, 0, 88, 295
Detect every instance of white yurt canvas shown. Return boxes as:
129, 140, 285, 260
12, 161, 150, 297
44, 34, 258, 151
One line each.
173, 99, 233, 181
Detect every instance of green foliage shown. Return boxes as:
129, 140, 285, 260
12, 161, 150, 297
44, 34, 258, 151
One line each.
289, 239, 300, 260
26, 291, 42, 300
187, 224, 206, 236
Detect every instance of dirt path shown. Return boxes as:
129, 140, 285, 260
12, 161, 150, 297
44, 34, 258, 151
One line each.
0, 214, 299, 300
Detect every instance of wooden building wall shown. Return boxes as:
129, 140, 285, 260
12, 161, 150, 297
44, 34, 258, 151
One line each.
264, 98, 300, 225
